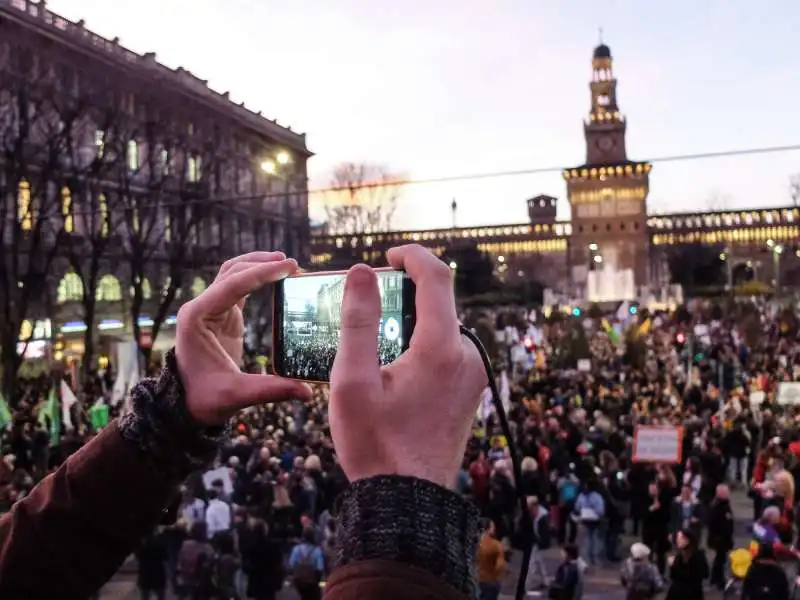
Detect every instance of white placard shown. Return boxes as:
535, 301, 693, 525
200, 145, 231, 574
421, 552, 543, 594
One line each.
633, 426, 683, 463
202, 466, 233, 496
577, 359, 591, 372
778, 383, 800, 405
749, 391, 765, 406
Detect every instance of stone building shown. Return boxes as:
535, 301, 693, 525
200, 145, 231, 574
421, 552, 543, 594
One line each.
0, 0, 311, 363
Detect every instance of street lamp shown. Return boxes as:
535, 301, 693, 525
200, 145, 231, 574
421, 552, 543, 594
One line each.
497, 255, 505, 264
720, 248, 733, 293
260, 149, 295, 256
589, 243, 598, 251
449, 261, 458, 270
593, 255, 603, 264
770, 242, 784, 295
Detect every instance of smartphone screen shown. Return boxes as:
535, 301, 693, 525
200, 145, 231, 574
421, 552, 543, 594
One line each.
273, 269, 415, 382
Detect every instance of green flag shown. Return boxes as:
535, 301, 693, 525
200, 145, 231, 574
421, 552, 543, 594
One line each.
90, 402, 109, 432
44, 387, 60, 447
0, 392, 12, 430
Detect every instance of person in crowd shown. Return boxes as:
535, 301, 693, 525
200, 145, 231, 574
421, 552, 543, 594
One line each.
525, 495, 551, 592
205, 488, 232, 543
742, 543, 791, 600
669, 484, 703, 542
177, 522, 215, 600
574, 478, 606, 566
665, 530, 709, 600
212, 531, 241, 600
706, 483, 735, 589
135, 529, 169, 600
620, 542, 663, 600
557, 468, 581, 545
239, 514, 284, 600
642, 482, 671, 574
476, 519, 507, 600
548, 543, 584, 600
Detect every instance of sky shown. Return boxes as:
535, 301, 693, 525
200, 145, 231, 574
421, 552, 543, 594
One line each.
46, 0, 800, 230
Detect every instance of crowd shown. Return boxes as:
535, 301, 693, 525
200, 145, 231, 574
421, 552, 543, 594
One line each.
1, 297, 800, 600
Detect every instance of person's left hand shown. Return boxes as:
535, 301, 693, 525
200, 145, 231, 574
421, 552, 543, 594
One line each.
175, 251, 311, 426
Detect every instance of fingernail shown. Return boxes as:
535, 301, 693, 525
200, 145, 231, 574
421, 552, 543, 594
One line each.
347, 264, 374, 287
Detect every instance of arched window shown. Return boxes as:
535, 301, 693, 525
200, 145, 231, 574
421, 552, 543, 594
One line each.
141, 278, 152, 300
62, 187, 73, 233
57, 272, 83, 303
191, 276, 207, 298
18, 179, 32, 231
96, 275, 122, 302
99, 194, 109, 237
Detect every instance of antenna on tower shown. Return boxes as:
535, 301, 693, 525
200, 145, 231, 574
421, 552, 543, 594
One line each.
598, 27, 604, 44
450, 198, 458, 229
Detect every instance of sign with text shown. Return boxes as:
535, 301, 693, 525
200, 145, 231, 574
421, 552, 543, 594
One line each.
778, 382, 800, 405
633, 425, 683, 464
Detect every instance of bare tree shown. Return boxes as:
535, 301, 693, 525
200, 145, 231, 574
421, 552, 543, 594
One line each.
706, 190, 732, 212
790, 174, 800, 207
323, 162, 405, 235
0, 49, 81, 394
115, 117, 223, 364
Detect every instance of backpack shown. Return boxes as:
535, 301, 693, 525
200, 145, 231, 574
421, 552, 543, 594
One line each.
293, 546, 320, 589
627, 562, 656, 600
560, 480, 579, 503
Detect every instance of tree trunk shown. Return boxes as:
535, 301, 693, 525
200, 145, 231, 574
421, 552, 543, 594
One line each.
80, 294, 97, 392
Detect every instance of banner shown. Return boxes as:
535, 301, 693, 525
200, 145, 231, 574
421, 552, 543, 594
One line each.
111, 341, 141, 408
778, 383, 800, 405
633, 425, 683, 463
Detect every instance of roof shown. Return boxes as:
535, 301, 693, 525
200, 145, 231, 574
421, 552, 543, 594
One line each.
593, 44, 612, 60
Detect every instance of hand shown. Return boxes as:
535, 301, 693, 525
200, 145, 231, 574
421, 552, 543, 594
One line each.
329, 245, 486, 489
175, 251, 311, 425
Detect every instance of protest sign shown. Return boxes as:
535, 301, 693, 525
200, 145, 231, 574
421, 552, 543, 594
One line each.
633, 425, 683, 463
777, 382, 800, 405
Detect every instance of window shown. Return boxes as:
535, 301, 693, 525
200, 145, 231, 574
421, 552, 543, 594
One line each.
18, 179, 32, 231
191, 277, 207, 298
164, 209, 172, 242
597, 94, 610, 106
131, 200, 140, 234
127, 140, 139, 171
98, 194, 109, 237
95, 129, 105, 158
62, 187, 73, 233
96, 275, 122, 302
159, 148, 171, 175
187, 156, 201, 182
57, 272, 83, 303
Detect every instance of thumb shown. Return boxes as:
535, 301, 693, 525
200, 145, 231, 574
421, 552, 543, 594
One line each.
233, 373, 312, 409
331, 264, 382, 393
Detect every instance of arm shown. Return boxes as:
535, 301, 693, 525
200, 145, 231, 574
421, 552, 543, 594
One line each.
0, 351, 223, 600
324, 476, 478, 600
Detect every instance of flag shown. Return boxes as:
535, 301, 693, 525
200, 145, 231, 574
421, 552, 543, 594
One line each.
42, 387, 60, 447
0, 392, 12, 430
635, 318, 652, 338
90, 399, 110, 431
601, 319, 620, 345
60, 380, 78, 431
500, 370, 511, 414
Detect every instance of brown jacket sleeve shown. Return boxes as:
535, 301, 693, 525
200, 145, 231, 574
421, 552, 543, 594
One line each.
0, 350, 223, 600
0, 424, 177, 599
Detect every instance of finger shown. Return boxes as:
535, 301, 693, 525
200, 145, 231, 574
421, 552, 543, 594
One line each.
331, 264, 382, 396
216, 252, 287, 280
386, 244, 459, 346
231, 373, 312, 410
194, 259, 298, 316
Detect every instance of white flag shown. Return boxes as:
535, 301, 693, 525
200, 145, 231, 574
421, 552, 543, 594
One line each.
60, 380, 78, 431
500, 370, 511, 414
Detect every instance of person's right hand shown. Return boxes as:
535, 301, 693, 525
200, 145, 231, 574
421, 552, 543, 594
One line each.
329, 244, 486, 490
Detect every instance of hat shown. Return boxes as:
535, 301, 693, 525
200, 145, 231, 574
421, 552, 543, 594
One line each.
630, 543, 651, 560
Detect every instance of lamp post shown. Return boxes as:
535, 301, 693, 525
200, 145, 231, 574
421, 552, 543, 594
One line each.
261, 150, 294, 256
719, 249, 733, 295
766, 239, 784, 296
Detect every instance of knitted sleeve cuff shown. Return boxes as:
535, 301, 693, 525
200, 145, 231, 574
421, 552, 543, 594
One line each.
118, 348, 226, 482
333, 475, 479, 598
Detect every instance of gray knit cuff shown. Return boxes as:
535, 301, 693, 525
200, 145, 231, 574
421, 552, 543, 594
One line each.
118, 348, 226, 482
334, 475, 479, 598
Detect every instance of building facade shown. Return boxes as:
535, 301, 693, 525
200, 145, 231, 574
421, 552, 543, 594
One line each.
311, 43, 799, 297
0, 0, 311, 363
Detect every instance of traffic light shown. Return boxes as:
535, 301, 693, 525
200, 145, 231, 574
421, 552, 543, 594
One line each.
675, 332, 686, 345
523, 336, 534, 351
629, 304, 638, 316
571, 307, 582, 317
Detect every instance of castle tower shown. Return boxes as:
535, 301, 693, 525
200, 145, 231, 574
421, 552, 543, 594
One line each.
563, 42, 652, 293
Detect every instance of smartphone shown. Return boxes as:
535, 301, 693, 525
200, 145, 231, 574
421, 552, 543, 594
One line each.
272, 268, 416, 383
